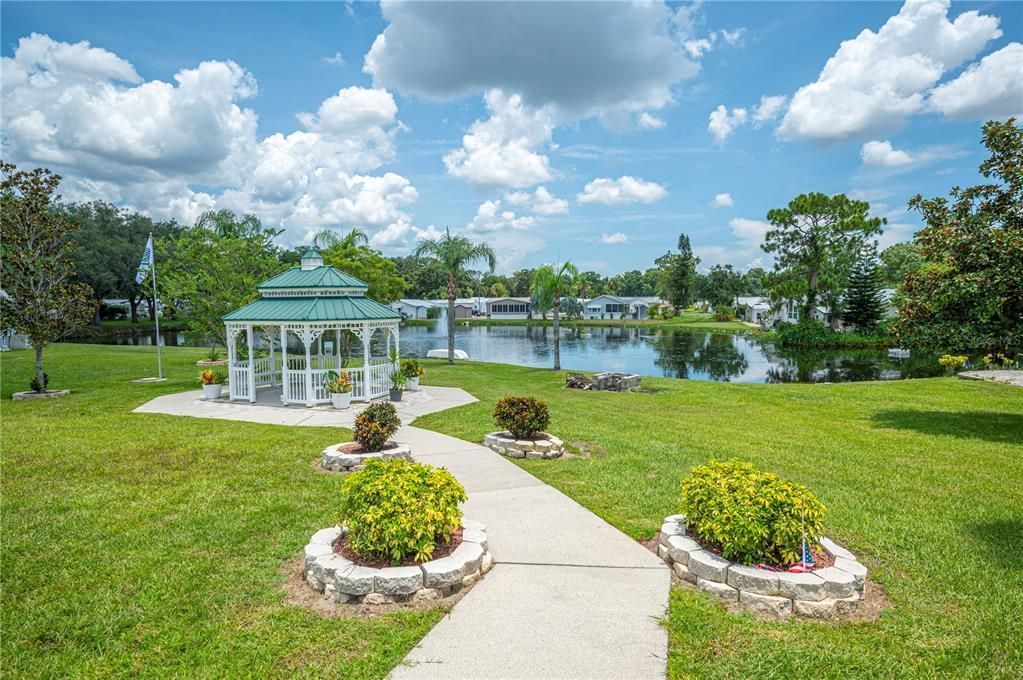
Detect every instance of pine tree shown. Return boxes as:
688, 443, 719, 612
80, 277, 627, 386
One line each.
842, 248, 885, 333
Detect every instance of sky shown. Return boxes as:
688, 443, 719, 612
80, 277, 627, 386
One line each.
2, 1, 1020, 274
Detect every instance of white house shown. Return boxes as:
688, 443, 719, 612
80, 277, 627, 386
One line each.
582, 295, 660, 320
737, 296, 827, 326
487, 297, 531, 320
390, 299, 436, 320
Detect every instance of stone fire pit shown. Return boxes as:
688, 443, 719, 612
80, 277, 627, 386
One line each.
658, 514, 868, 618
483, 432, 564, 459
321, 442, 412, 472
303, 520, 493, 604
592, 372, 642, 391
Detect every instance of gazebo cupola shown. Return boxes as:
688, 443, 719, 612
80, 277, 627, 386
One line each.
222, 250, 400, 406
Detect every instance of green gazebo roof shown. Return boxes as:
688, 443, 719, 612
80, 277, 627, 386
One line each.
223, 295, 399, 322
256, 265, 369, 290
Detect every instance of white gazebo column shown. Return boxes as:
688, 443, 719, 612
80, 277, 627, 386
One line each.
362, 322, 372, 400
267, 327, 276, 387
226, 326, 237, 400
281, 326, 289, 405
304, 327, 314, 407
246, 324, 256, 403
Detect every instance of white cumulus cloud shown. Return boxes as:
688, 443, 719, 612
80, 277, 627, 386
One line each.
860, 140, 915, 167
928, 42, 1023, 120
708, 105, 747, 144
777, 0, 1002, 143
577, 176, 668, 206
711, 192, 734, 208
503, 186, 569, 215
600, 232, 629, 245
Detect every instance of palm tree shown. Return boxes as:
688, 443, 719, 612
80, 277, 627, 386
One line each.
532, 261, 579, 370
413, 228, 496, 364
313, 227, 368, 250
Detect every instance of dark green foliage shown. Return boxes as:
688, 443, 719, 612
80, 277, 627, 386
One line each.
655, 234, 700, 310
338, 459, 467, 563
698, 265, 744, 307
713, 305, 734, 322
880, 241, 922, 287
680, 459, 827, 565
353, 402, 401, 452
29, 372, 48, 393
843, 249, 886, 332
768, 319, 891, 348
493, 396, 550, 439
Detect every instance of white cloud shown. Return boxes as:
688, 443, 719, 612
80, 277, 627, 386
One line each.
777, 0, 1002, 143
752, 95, 787, 125
860, 140, 914, 167
694, 217, 772, 270
365, 1, 700, 119
928, 42, 1023, 120
442, 90, 555, 189
719, 28, 746, 45
466, 199, 536, 234
600, 232, 629, 245
503, 186, 569, 215
638, 112, 666, 130
711, 192, 734, 208
684, 38, 714, 59
577, 176, 668, 205
730, 217, 771, 250
323, 51, 345, 66
0, 34, 418, 249
708, 105, 747, 144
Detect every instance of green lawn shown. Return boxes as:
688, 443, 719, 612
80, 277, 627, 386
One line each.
413, 360, 1023, 678
3, 345, 1021, 678
1, 345, 440, 678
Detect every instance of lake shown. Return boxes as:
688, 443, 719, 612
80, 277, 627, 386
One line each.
67, 322, 941, 383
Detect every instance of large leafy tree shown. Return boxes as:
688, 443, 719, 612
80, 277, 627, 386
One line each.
532, 262, 578, 370
879, 241, 922, 288
896, 119, 1023, 353
159, 210, 285, 348
842, 246, 885, 333
698, 264, 744, 307
321, 243, 406, 304
763, 192, 885, 321
0, 161, 96, 392
413, 228, 495, 363
655, 233, 700, 310
64, 201, 181, 323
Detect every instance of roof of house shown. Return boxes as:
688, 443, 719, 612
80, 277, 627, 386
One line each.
256, 265, 369, 290
223, 295, 399, 322
393, 298, 436, 308
486, 297, 531, 305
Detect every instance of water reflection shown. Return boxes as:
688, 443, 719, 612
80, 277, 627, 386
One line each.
63, 322, 941, 384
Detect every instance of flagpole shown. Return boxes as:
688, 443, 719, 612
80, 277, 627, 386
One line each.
149, 232, 163, 379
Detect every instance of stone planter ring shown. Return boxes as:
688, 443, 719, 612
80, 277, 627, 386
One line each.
321, 442, 412, 472
303, 520, 493, 604
483, 432, 564, 459
658, 515, 869, 619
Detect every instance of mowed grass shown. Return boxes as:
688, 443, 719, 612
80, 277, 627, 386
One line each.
1, 344, 442, 678
414, 360, 1023, 678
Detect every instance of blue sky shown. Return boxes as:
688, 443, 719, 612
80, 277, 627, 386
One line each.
2, 1, 1020, 273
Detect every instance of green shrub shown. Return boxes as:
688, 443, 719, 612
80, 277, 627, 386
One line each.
938, 354, 969, 374
339, 459, 467, 563
493, 396, 550, 439
29, 372, 49, 393
353, 402, 401, 451
713, 305, 734, 322
770, 319, 892, 348
680, 459, 827, 566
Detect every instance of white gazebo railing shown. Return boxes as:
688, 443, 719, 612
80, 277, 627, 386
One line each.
225, 320, 399, 406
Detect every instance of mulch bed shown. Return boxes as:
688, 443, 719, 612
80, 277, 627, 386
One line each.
688, 532, 835, 571
334, 441, 400, 455
333, 527, 463, 569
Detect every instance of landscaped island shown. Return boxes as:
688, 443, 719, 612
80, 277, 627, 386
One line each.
2, 344, 1021, 677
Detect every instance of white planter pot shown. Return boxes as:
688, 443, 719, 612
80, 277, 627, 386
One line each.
202, 383, 223, 400
331, 392, 353, 410
408, 376, 420, 391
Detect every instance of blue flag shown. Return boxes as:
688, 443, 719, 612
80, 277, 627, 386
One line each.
135, 235, 153, 284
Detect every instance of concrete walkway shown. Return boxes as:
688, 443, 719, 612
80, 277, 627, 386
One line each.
135, 386, 671, 680
958, 369, 1023, 387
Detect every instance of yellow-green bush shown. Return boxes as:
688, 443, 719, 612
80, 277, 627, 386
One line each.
680, 459, 826, 565
338, 459, 467, 563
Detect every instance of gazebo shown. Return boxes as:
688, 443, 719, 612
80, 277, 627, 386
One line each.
222, 248, 401, 406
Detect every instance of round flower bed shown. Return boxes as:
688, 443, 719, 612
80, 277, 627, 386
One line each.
483, 432, 564, 459
658, 514, 868, 619
321, 441, 412, 472
303, 520, 493, 604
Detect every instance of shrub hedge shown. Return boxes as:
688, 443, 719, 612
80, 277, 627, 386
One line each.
338, 459, 467, 563
353, 402, 401, 451
680, 459, 826, 566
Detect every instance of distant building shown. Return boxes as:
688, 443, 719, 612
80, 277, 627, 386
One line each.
486, 297, 531, 320
390, 299, 436, 320
582, 295, 661, 320
736, 296, 827, 326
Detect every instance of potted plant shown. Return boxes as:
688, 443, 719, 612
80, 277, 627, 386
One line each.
401, 358, 424, 391
199, 369, 226, 400
389, 367, 406, 401
324, 369, 354, 409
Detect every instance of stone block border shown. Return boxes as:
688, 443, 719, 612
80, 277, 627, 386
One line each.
12, 389, 71, 401
483, 432, 564, 459
303, 520, 493, 604
657, 515, 868, 619
321, 442, 412, 472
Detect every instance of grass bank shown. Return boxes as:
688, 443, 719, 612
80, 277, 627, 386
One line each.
413, 360, 1023, 678
1, 345, 440, 678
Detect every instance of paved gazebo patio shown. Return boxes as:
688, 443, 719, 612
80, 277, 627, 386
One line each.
222, 248, 401, 406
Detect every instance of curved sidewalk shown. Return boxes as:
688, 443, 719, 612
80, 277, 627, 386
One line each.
134, 387, 670, 679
